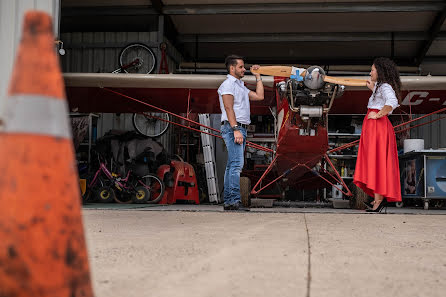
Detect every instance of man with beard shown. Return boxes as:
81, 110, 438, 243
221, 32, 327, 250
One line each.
218, 55, 264, 210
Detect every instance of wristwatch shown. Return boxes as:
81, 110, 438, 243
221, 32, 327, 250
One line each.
232, 125, 240, 131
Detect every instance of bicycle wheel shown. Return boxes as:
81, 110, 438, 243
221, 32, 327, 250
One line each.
96, 186, 116, 203
137, 174, 165, 204
133, 112, 170, 138
119, 43, 156, 74
132, 186, 150, 204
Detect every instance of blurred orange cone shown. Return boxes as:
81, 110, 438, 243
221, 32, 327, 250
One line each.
0, 11, 94, 297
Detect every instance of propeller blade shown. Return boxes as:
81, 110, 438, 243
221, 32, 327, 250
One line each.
323, 76, 367, 87
251, 66, 294, 77
251, 66, 367, 86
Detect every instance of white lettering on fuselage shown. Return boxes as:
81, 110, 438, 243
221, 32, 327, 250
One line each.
401, 92, 428, 105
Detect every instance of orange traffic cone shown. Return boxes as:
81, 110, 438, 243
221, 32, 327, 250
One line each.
0, 11, 94, 297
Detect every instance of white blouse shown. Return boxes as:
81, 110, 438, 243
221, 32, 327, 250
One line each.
366, 83, 399, 114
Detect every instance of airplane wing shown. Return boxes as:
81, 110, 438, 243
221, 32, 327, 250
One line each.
64, 72, 446, 115
64, 73, 276, 114
329, 76, 446, 114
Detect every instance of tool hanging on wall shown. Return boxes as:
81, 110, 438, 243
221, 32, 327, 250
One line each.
159, 42, 169, 74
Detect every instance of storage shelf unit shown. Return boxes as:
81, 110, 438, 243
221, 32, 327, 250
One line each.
326, 115, 363, 199
70, 113, 99, 167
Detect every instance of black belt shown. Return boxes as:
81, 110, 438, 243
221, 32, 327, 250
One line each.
221, 121, 249, 129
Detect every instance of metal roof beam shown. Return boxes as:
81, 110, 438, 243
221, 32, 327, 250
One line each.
422, 55, 446, 63
150, 0, 163, 14
178, 32, 432, 43
415, 7, 446, 65
163, 1, 445, 15
150, 1, 179, 41
62, 6, 157, 17
190, 57, 419, 66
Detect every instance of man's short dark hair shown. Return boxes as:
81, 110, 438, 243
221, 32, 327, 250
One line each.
225, 55, 244, 72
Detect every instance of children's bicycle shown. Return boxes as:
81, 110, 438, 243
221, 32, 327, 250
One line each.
83, 155, 164, 204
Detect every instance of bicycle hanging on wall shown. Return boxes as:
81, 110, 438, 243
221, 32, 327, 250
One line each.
112, 42, 170, 138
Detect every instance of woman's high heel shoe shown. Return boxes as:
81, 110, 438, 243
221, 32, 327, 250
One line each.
366, 199, 387, 213
363, 201, 372, 209
363, 200, 375, 209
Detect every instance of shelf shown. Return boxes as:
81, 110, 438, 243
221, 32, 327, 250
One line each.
328, 154, 357, 159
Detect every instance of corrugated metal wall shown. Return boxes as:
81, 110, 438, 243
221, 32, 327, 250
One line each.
409, 115, 446, 149
95, 113, 174, 155
60, 31, 183, 153
60, 31, 182, 73
163, 37, 183, 74
0, 0, 59, 119
61, 32, 156, 72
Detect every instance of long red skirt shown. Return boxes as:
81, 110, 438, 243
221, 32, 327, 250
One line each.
353, 109, 402, 202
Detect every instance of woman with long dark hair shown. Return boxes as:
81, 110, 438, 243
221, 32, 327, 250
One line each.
353, 57, 402, 212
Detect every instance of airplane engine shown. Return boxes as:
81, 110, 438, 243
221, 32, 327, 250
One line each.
277, 66, 344, 114
303, 66, 326, 90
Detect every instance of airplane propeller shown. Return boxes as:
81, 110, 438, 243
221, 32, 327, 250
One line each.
251, 66, 367, 87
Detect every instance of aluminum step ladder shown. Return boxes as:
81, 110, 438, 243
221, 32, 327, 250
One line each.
199, 114, 220, 203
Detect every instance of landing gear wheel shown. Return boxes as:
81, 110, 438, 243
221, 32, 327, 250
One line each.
119, 43, 156, 74
395, 201, 404, 208
132, 186, 150, 204
96, 186, 115, 203
240, 177, 251, 207
133, 112, 170, 138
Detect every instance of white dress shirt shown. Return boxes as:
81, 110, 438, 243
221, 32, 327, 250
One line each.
218, 74, 251, 125
367, 83, 399, 114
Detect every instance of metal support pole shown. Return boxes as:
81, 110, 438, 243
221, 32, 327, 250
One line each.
157, 15, 164, 73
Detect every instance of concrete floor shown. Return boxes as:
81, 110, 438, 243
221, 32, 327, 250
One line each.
82, 206, 446, 297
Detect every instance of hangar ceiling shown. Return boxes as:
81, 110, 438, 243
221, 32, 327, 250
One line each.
60, 0, 446, 74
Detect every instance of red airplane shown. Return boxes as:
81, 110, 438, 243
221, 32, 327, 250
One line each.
64, 64, 446, 205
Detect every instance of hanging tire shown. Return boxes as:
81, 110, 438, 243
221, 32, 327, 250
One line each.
96, 186, 115, 203
132, 186, 150, 204
240, 177, 251, 207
